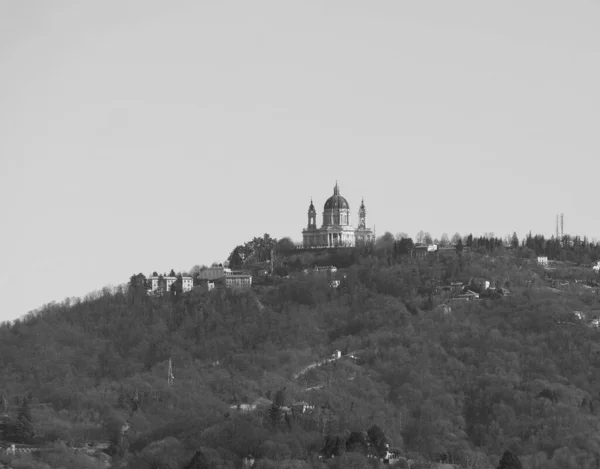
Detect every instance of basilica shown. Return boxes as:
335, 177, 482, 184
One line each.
302, 182, 374, 248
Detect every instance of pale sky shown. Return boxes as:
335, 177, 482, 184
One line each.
1, 1, 599, 322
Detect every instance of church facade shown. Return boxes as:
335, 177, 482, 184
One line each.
302, 182, 374, 248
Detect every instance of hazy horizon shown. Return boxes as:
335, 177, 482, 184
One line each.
2, 1, 599, 322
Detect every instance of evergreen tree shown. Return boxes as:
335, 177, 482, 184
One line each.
184, 450, 210, 469
13, 397, 34, 443
466, 234, 473, 247
497, 450, 522, 469
274, 388, 286, 407
511, 232, 519, 249
367, 424, 387, 458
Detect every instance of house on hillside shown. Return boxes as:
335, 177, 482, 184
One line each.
588, 311, 600, 328
230, 397, 273, 415
313, 266, 337, 274
225, 274, 253, 289
383, 444, 404, 465
440, 282, 464, 294
292, 401, 315, 414
537, 256, 549, 266
594, 261, 600, 273
435, 304, 452, 315
451, 290, 480, 302
437, 246, 458, 260
229, 403, 256, 413
573, 311, 586, 320
148, 275, 193, 293
197, 266, 232, 280
413, 245, 430, 258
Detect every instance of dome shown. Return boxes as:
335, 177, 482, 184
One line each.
324, 182, 350, 210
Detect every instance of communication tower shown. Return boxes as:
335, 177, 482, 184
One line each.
561, 213, 564, 239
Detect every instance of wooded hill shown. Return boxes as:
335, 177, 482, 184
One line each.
1, 233, 600, 469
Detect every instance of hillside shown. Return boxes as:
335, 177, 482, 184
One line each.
2, 243, 600, 469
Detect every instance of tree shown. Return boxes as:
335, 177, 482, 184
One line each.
375, 232, 396, 264
510, 231, 519, 249
228, 245, 246, 269
168, 269, 177, 277
395, 237, 414, 256
346, 431, 368, 454
274, 388, 286, 407
188, 265, 207, 277
440, 233, 450, 246
275, 237, 295, 253
184, 450, 210, 469
466, 234, 473, 247
128, 273, 148, 305
170, 275, 183, 299
11, 397, 34, 443
0, 393, 9, 414
395, 232, 409, 240
367, 425, 388, 458
497, 450, 522, 469
451, 233, 462, 245
423, 233, 433, 245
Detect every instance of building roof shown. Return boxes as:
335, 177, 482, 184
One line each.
324, 182, 350, 210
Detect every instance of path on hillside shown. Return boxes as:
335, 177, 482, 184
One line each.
293, 352, 357, 380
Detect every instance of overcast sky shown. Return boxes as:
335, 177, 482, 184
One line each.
1, 1, 599, 322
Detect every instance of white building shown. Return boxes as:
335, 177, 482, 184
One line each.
537, 256, 549, 266
302, 182, 374, 248
593, 261, 600, 272
314, 266, 337, 274
149, 275, 193, 293
225, 274, 253, 289
182, 277, 193, 291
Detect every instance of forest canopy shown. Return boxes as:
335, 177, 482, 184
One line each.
1, 231, 600, 468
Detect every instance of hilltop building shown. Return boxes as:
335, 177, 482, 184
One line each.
197, 266, 232, 280
225, 273, 253, 289
302, 182, 374, 248
148, 275, 193, 293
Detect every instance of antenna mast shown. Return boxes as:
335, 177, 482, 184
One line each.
556, 214, 559, 239
561, 213, 564, 239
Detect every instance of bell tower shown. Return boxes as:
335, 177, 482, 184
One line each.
307, 198, 317, 229
358, 198, 367, 229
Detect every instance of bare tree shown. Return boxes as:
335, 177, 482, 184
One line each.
395, 232, 409, 240
440, 233, 450, 246
451, 232, 462, 245
188, 265, 207, 277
